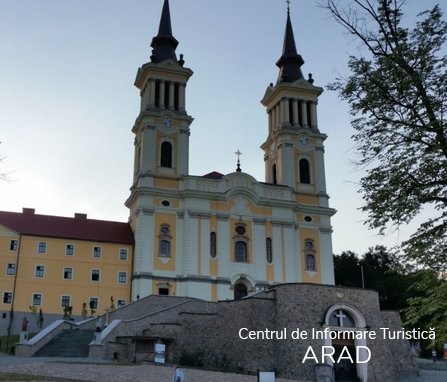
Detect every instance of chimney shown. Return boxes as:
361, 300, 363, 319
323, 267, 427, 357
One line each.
74, 213, 87, 219
22, 208, 35, 215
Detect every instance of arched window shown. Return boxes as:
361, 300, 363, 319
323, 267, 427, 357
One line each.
299, 158, 310, 184
210, 232, 217, 258
234, 283, 248, 300
304, 238, 316, 271
272, 164, 277, 185
266, 238, 273, 263
329, 309, 355, 328
160, 141, 172, 168
306, 254, 315, 271
158, 225, 172, 257
235, 241, 247, 262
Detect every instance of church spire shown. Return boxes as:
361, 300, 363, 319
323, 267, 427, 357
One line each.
150, 0, 179, 63
276, 4, 304, 84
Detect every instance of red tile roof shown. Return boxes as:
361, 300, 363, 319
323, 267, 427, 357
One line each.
0, 210, 134, 244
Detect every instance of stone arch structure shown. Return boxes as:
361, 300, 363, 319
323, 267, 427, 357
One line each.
323, 303, 368, 382
230, 274, 255, 300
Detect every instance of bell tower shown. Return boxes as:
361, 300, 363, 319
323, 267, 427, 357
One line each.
261, 6, 328, 203
131, 0, 193, 188
126, 0, 193, 300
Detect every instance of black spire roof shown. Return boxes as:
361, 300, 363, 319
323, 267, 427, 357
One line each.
150, 0, 179, 63
276, 9, 304, 84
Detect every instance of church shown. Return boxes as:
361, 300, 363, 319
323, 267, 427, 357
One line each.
126, 0, 336, 302
11, 2, 419, 381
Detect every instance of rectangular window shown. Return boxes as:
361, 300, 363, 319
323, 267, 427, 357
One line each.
63, 267, 73, 280
117, 299, 126, 308
118, 272, 127, 284
91, 269, 100, 281
65, 244, 75, 256
9, 240, 18, 251
61, 295, 71, 307
89, 297, 98, 310
92, 246, 101, 258
6, 264, 16, 276
3, 292, 12, 304
32, 293, 42, 306
119, 248, 128, 261
37, 241, 47, 254
35, 265, 45, 278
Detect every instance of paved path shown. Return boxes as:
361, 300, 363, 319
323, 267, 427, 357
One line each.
0, 355, 446, 381
0, 355, 301, 382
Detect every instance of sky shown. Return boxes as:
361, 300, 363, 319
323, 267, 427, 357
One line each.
0, 0, 444, 255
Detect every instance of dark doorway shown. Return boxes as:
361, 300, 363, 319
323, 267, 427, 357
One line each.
234, 283, 248, 300
333, 344, 358, 381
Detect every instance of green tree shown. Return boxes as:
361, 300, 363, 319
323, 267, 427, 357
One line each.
404, 270, 447, 348
334, 250, 362, 287
322, 1, 447, 271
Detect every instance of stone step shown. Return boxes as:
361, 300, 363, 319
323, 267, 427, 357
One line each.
33, 329, 95, 357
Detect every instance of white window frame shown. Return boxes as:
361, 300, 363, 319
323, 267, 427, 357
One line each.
92, 246, 102, 258
60, 295, 71, 307
32, 293, 42, 306
65, 244, 75, 256
63, 267, 73, 280
91, 269, 100, 282
119, 248, 128, 261
6, 263, 16, 276
35, 265, 45, 278
37, 241, 47, 254
89, 297, 98, 310
117, 271, 127, 284
2, 291, 13, 304
117, 299, 126, 308
9, 240, 19, 252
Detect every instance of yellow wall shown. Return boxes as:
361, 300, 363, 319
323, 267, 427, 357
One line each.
0, 234, 132, 317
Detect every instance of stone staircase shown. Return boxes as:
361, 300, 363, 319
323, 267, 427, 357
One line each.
33, 329, 95, 357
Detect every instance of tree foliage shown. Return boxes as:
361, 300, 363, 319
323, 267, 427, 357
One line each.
323, 0, 447, 271
403, 270, 447, 348
334, 245, 414, 310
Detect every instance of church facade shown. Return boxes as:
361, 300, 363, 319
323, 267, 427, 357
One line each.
126, 0, 336, 302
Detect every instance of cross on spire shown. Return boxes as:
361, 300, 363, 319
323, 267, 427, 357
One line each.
286, 0, 291, 14
235, 149, 242, 172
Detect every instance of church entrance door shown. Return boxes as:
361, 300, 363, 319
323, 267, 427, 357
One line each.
333, 338, 358, 381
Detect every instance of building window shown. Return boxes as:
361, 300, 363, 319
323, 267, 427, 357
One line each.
329, 309, 355, 328
9, 240, 18, 251
210, 232, 217, 258
233, 224, 249, 262
35, 265, 45, 278
63, 267, 73, 280
61, 295, 71, 307
158, 225, 172, 257
32, 293, 42, 306
92, 246, 101, 258
37, 242, 47, 254
272, 164, 277, 185
3, 292, 12, 304
304, 239, 316, 271
117, 299, 126, 308
91, 269, 100, 281
160, 141, 173, 167
235, 241, 247, 262
6, 264, 16, 276
266, 238, 273, 263
306, 254, 315, 271
65, 244, 75, 256
118, 272, 127, 284
158, 287, 169, 295
119, 248, 128, 261
89, 297, 98, 310
299, 158, 311, 184
234, 283, 248, 300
